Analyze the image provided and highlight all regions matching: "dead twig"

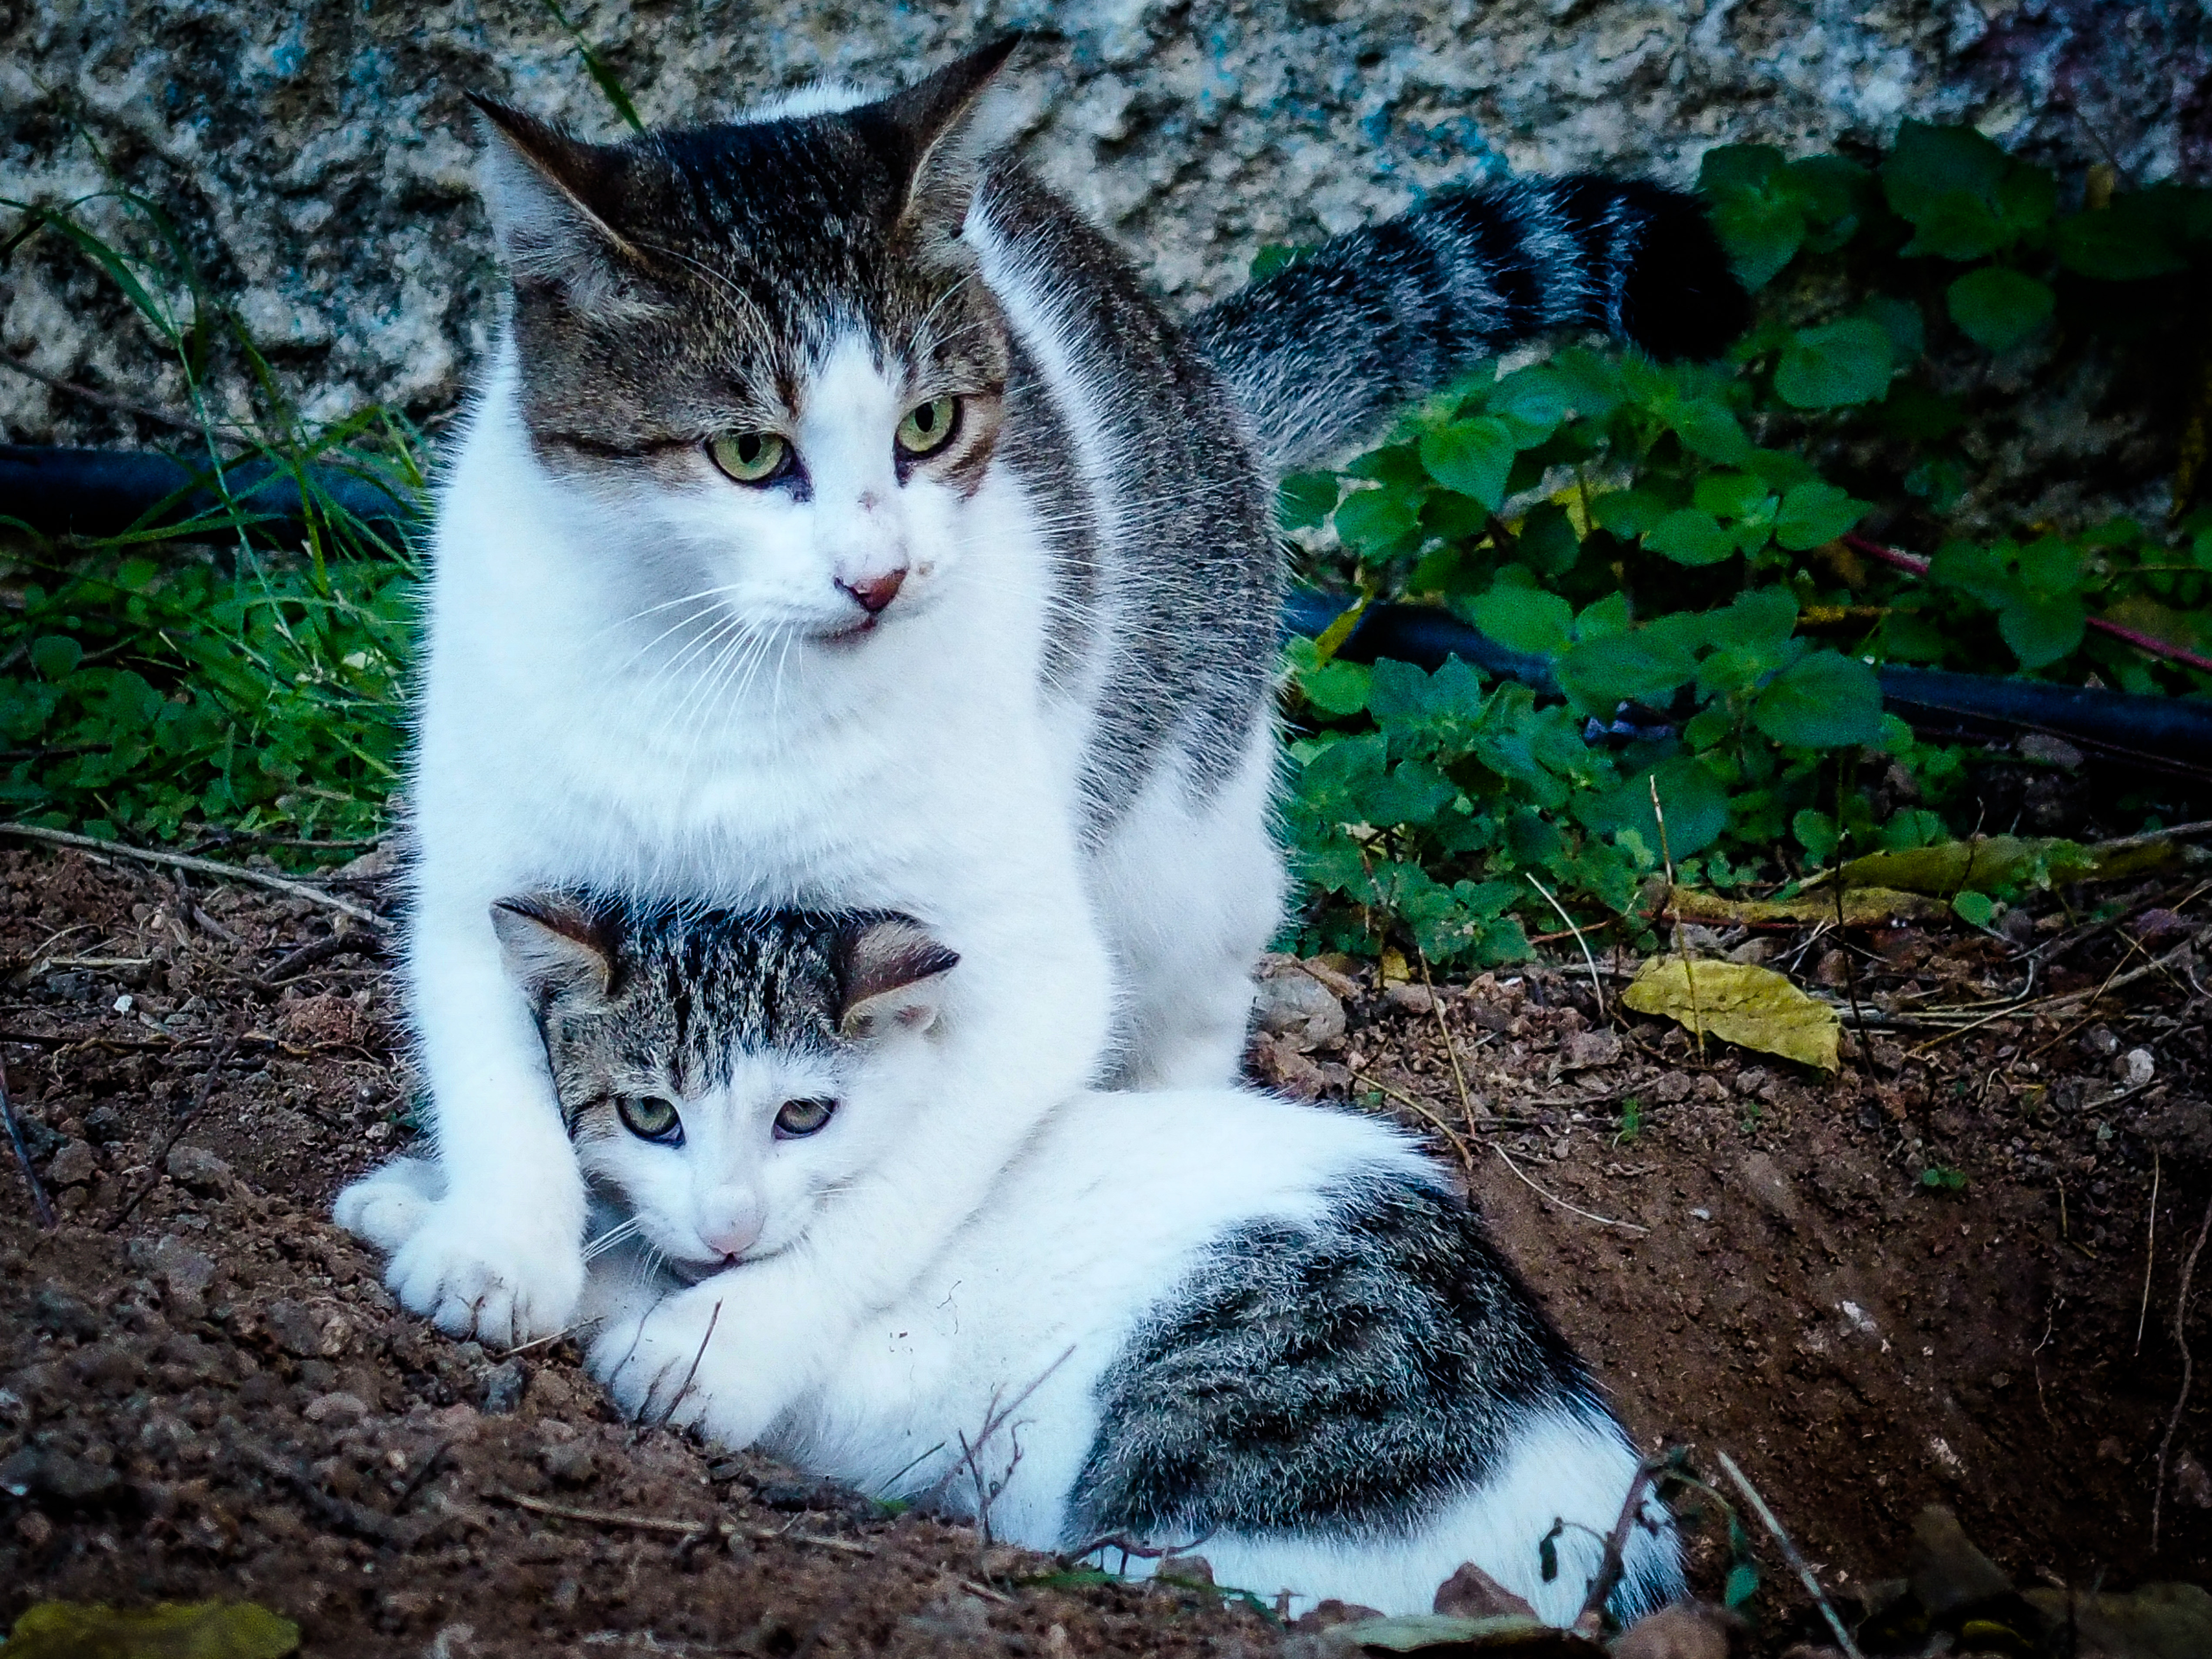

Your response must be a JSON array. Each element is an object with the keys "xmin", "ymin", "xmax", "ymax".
[
  {"xmin": 0, "ymin": 1050, "xmax": 57, "ymax": 1229},
  {"xmin": 263, "ymin": 928, "xmax": 387, "ymax": 985},
  {"xmin": 488, "ymin": 1489, "xmax": 718, "ymax": 1539},
  {"xmin": 2, "ymin": 821, "xmax": 386, "ymax": 928},
  {"xmin": 1526, "ymin": 873, "xmax": 1604, "ymax": 1019},
  {"xmin": 1573, "ymin": 1452, "xmax": 1667, "ymax": 1637},
  {"xmin": 1493, "ymin": 1143, "xmax": 1649, "ymax": 1235},
  {"xmin": 1350, "ymin": 1070, "xmax": 1477, "ymax": 1172},
  {"xmin": 1413, "ymin": 944, "xmax": 1476, "ymax": 1134},
  {"xmin": 1716, "ymin": 1450, "xmax": 1863, "ymax": 1659},
  {"xmin": 2152, "ymin": 1193, "xmax": 2212, "ymax": 1554},
  {"xmin": 657, "ymin": 1299, "xmax": 722, "ymax": 1426},
  {"xmin": 2138, "ymin": 1150, "xmax": 2161, "ymax": 1356}
]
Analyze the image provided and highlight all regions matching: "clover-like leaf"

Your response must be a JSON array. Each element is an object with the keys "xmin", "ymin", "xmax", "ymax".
[
  {"xmin": 1773, "ymin": 319, "xmax": 1893, "ymax": 408},
  {"xmin": 1751, "ymin": 650, "xmax": 1885, "ymax": 749},
  {"xmin": 1774, "ymin": 480, "xmax": 1868, "ymax": 550},
  {"xmin": 1419, "ymin": 416, "xmax": 1519, "ymax": 511},
  {"xmin": 1946, "ymin": 267, "xmax": 2054, "ymax": 352},
  {"xmin": 1461, "ymin": 583, "xmax": 1576, "ymax": 658},
  {"xmin": 1645, "ymin": 508, "xmax": 1738, "ymax": 567},
  {"xmin": 1997, "ymin": 594, "xmax": 2086, "ymax": 670}
]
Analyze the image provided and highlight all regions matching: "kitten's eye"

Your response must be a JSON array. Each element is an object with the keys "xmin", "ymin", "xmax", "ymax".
[
  {"xmin": 895, "ymin": 396, "xmax": 959, "ymax": 458},
  {"xmin": 772, "ymin": 1096, "xmax": 837, "ymax": 1139},
  {"xmin": 616, "ymin": 1095, "xmax": 683, "ymax": 1144},
  {"xmin": 708, "ymin": 431, "xmax": 790, "ymax": 485}
]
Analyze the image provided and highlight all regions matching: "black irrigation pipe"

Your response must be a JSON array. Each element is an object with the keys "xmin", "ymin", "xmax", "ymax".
[
  {"xmin": 0, "ymin": 445, "xmax": 417, "ymax": 545},
  {"xmin": 6, "ymin": 445, "xmax": 2210, "ymax": 770},
  {"xmin": 1282, "ymin": 591, "xmax": 2212, "ymax": 773}
]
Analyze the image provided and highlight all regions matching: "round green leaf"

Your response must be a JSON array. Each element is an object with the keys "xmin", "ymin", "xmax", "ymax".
[
  {"xmin": 1333, "ymin": 482, "xmax": 1422, "ymax": 548},
  {"xmin": 1590, "ymin": 756, "xmax": 1731, "ymax": 858},
  {"xmin": 1557, "ymin": 627, "xmax": 1699, "ymax": 714},
  {"xmin": 29, "ymin": 635, "xmax": 83, "ymax": 681},
  {"xmin": 1773, "ymin": 319, "xmax": 1893, "ymax": 409},
  {"xmin": 1751, "ymin": 650, "xmax": 1884, "ymax": 749},
  {"xmin": 1645, "ymin": 508, "xmax": 1737, "ymax": 567},
  {"xmin": 1997, "ymin": 594, "xmax": 2086, "ymax": 669},
  {"xmin": 1418, "ymin": 417, "xmax": 1518, "ymax": 511},
  {"xmin": 1774, "ymin": 480, "xmax": 1868, "ymax": 550},
  {"xmin": 1461, "ymin": 583, "xmax": 1575, "ymax": 658},
  {"xmin": 1951, "ymin": 890, "xmax": 1997, "ymax": 929},
  {"xmin": 1946, "ymin": 267, "xmax": 2054, "ymax": 352}
]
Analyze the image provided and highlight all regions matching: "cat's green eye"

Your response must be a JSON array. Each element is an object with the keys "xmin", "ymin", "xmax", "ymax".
[
  {"xmin": 773, "ymin": 1096, "xmax": 837, "ymax": 1139},
  {"xmin": 617, "ymin": 1094, "xmax": 683, "ymax": 1144},
  {"xmin": 895, "ymin": 396, "xmax": 959, "ymax": 458},
  {"xmin": 708, "ymin": 430, "xmax": 790, "ymax": 485}
]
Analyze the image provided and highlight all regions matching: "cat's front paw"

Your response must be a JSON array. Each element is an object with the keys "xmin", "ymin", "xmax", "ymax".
[
  {"xmin": 588, "ymin": 1282, "xmax": 754, "ymax": 1440},
  {"xmin": 386, "ymin": 1199, "xmax": 583, "ymax": 1349},
  {"xmin": 333, "ymin": 1157, "xmax": 443, "ymax": 1255}
]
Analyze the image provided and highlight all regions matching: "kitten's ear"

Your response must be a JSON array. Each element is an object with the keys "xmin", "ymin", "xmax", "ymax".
[
  {"xmin": 837, "ymin": 917, "xmax": 959, "ymax": 1041},
  {"xmin": 875, "ymin": 36, "xmax": 1024, "ymax": 249},
  {"xmin": 491, "ymin": 893, "xmax": 622, "ymax": 1004},
  {"xmin": 468, "ymin": 93, "xmax": 650, "ymax": 314}
]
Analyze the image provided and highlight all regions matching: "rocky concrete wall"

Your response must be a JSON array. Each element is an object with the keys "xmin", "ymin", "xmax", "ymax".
[{"xmin": 3, "ymin": 0, "xmax": 2204, "ymax": 445}]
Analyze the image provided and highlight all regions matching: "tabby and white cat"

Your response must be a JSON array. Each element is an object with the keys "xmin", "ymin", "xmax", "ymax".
[
  {"xmin": 340, "ymin": 894, "xmax": 1681, "ymax": 1623},
  {"xmin": 353, "ymin": 34, "xmax": 1745, "ymax": 1393}
]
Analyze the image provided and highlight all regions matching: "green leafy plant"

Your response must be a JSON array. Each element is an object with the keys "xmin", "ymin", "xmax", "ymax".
[{"xmin": 1279, "ymin": 121, "xmax": 2212, "ymax": 967}]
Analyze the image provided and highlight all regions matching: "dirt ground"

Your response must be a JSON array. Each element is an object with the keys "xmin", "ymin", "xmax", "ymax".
[{"xmin": 3, "ymin": 839, "xmax": 2210, "ymax": 1656}]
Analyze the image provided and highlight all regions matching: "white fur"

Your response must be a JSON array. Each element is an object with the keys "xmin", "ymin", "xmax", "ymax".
[
  {"xmin": 356, "ymin": 131, "xmax": 1285, "ymax": 1360},
  {"xmin": 565, "ymin": 1087, "xmax": 1676, "ymax": 1622}
]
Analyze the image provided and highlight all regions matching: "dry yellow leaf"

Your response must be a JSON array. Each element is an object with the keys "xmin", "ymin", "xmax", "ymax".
[
  {"xmin": 1622, "ymin": 957, "xmax": 1840, "ymax": 1071},
  {"xmin": 2, "ymin": 1602, "xmax": 300, "ymax": 1659},
  {"xmin": 1663, "ymin": 884, "xmax": 1946, "ymax": 927}
]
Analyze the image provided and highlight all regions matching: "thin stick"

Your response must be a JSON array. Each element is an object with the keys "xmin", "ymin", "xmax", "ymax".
[
  {"xmin": 1, "ymin": 822, "xmax": 385, "ymax": 928},
  {"xmin": 1716, "ymin": 1450, "xmax": 1863, "ymax": 1659},
  {"xmin": 1527, "ymin": 873, "xmax": 1605, "ymax": 1018},
  {"xmin": 1413, "ymin": 944, "xmax": 1476, "ymax": 1127},
  {"xmin": 1351, "ymin": 1071, "xmax": 1477, "ymax": 1171},
  {"xmin": 0, "ymin": 1051, "xmax": 57, "ymax": 1229},
  {"xmin": 106, "ymin": 1024, "xmax": 243, "ymax": 1230},
  {"xmin": 489, "ymin": 1490, "xmax": 718, "ymax": 1539},
  {"xmin": 1574, "ymin": 1453, "xmax": 1666, "ymax": 1637},
  {"xmin": 1650, "ymin": 778, "xmax": 1703, "ymax": 1060},
  {"xmin": 1494, "ymin": 1143, "xmax": 1649, "ymax": 1234},
  {"xmin": 2152, "ymin": 1194, "xmax": 2212, "ymax": 1553},
  {"xmin": 2138, "ymin": 1150, "xmax": 2161, "ymax": 1355},
  {"xmin": 657, "ymin": 1299, "xmax": 722, "ymax": 1425}
]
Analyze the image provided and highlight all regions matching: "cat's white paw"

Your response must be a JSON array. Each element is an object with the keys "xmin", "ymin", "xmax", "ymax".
[
  {"xmin": 588, "ymin": 1281, "xmax": 755, "ymax": 1440},
  {"xmin": 332, "ymin": 1157, "xmax": 443, "ymax": 1255},
  {"xmin": 386, "ymin": 1199, "xmax": 583, "ymax": 1349}
]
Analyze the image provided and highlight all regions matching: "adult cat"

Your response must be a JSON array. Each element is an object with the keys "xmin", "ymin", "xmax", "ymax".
[
  {"xmin": 343, "ymin": 893, "xmax": 1682, "ymax": 1623},
  {"xmin": 354, "ymin": 37, "xmax": 1746, "ymax": 1360}
]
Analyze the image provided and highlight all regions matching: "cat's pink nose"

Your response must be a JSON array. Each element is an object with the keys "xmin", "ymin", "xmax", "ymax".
[
  {"xmin": 697, "ymin": 1213, "xmax": 762, "ymax": 1260},
  {"xmin": 838, "ymin": 568, "xmax": 906, "ymax": 615}
]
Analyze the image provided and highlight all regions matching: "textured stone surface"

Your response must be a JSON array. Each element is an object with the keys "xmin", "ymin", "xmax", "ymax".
[{"xmin": 3, "ymin": 0, "xmax": 2206, "ymax": 444}]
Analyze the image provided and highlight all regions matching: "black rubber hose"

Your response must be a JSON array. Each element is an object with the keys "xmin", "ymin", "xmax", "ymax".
[
  {"xmin": 0, "ymin": 445, "xmax": 417, "ymax": 545},
  {"xmin": 7, "ymin": 445, "xmax": 2210, "ymax": 768},
  {"xmin": 1284, "ymin": 591, "xmax": 2212, "ymax": 769}
]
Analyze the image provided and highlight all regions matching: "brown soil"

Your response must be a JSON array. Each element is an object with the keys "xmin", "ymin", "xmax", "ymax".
[{"xmin": 4, "ymin": 842, "xmax": 2210, "ymax": 1656}]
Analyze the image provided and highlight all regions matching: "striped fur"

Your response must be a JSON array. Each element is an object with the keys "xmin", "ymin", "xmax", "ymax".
[{"xmin": 1196, "ymin": 175, "xmax": 1751, "ymax": 473}]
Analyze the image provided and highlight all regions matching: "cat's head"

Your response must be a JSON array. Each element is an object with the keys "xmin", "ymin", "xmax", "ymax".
[
  {"xmin": 471, "ymin": 38, "xmax": 1024, "ymax": 646},
  {"xmin": 491, "ymin": 891, "xmax": 958, "ymax": 1277}
]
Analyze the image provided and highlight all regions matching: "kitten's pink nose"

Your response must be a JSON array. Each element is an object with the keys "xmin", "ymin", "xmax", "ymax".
[
  {"xmin": 838, "ymin": 567, "xmax": 906, "ymax": 615},
  {"xmin": 699, "ymin": 1217, "xmax": 761, "ymax": 1260}
]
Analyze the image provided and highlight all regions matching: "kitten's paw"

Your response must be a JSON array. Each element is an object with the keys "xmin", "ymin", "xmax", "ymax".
[
  {"xmin": 386, "ymin": 1200, "xmax": 583, "ymax": 1349},
  {"xmin": 333, "ymin": 1157, "xmax": 443, "ymax": 1255},
  {"xmin": 588, "ymin": 1284, "xmax": 752, "ymax": 1440}
]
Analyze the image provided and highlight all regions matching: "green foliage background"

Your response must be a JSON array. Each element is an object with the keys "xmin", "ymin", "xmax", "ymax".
[{"xmin": 4, "ymin": 121, "xmax": 2209, "ymax": 938}]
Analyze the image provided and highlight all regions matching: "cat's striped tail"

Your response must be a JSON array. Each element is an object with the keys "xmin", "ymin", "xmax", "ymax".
[{"xmin": 1192, "ymin": 176, "xmax": 1750, "ymax": 475}]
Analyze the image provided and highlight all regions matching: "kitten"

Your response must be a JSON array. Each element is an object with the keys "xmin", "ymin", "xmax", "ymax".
[
  {"xmin": 340, "ymin": 894, "xmax": 1683, "ymax": 1624},
  {"xmin": 360, "ymin": 34, "xmax": 1746, "ymax": 1374}
]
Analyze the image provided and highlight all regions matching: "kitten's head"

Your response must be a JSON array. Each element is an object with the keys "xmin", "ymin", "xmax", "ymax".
[
  {"xmin": 472, "ymin": 38, "xmax": 1025, "ymax": 646},
  {"xmin": 492, "ymin": 892, "xmax": 958, "ymax": 1277}
]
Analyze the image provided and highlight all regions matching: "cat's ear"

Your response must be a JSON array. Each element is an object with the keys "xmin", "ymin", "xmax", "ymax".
[
  {"xmin": 468, "ymin": 93, "xmax": 651, "ymax": 314},
  {"xmin": 875, "ymin": 35, "xmax": 1024, "ymax": 249},
  {"xmin": 491, "ymin": 893, "xmax": 622, "ymax": 1004},
  {"xmin": 837, "ymin": 917, "xmax": 959, "ymax": 1041}
]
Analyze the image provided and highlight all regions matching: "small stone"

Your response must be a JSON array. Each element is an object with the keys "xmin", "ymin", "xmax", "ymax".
[
  {"xmin": 1561, "ymin": 1028, "xmax": 1622, "ymax": 1071},
  {"xmin": 1383, "ymin": 982, "xmax": 1435, "ymax": 1014},
  {"xmin": 1611, "ymin": 1602, "xmax": 1743, "ymax": 1659},
  {"xmin": 1252, "ymin": 961, "xmax": 1348, "ymax": 1050},
  {"xmin": 1289, "ymin": 1600, "xmax": 1384, "ymax": 1632},
  {"xmin": 2119, "ymin": 1048, "xmax": 2155, "ymax": 1088},
  {"xmin": 480, "ymin": 1358, "xmax": 528, "ymax": 1415},
  {"xmin": 47, "ymin": 1139, "xmax": 99, "ymax": 1187},
  {"xmin": 164, "ymin": 1144, "xmax": 232, "ymax": 1191},
  {"xmin": 540, "ymin": 1440, "xmax": 598, "ymax": 1487},
  {"xmin": 305, "ymin": 1391, "xmax": 369, "ymax": 1427},
  {"xmin": 266, "ymin": 1299, "xmax": 349, "ymax": 1360},
  {"xmin": 1907, "ymin": 1504, "xmax": 2011, "ymax": 1620},
  {"xmin": 2016, "ymin": 734, "xmax": 2083, "ymax": 770},
  {"xmin": 1816, "ymin": 949, "xmax": 1852, "ymax": 988},
  {"xmin": 15, "ymin": 1509, "xmax": 53, "ymax": 1548},
  {"xmin": 150, "ymin": 1235, "xmax": 220, "ymax": 1320},
  {"xmin": 1432, "ymin": 1561, "xmax": 1534, "ymax": 1619},
  {"xmin": 1163, "ymin": 1554, "xmax": 1213, "ymax": 1585},
  {"xmin": 2173, "ymin": 1449, "xmax": 2212, "ymax": 1509}
]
